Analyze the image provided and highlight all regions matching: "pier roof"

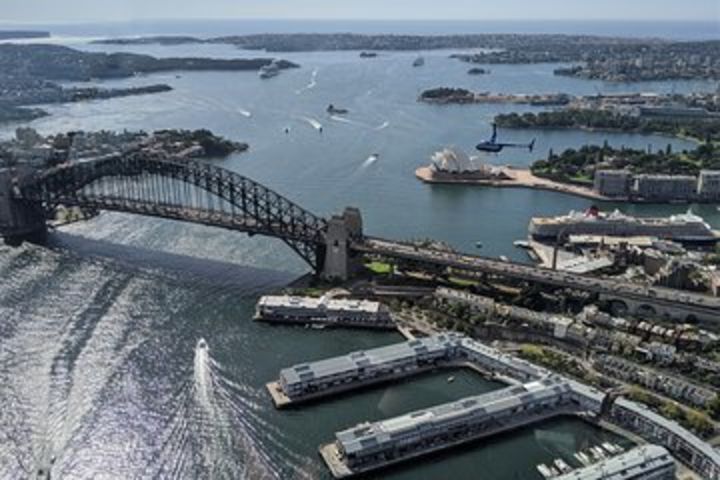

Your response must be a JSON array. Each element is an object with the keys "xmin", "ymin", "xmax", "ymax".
[
  {"xmin": 258, "ymin": 294, "xmax": 384, "ymax": 314},
  {"xmin": 336, "ymin": 377, "xmax": 570, "ymax": 456},
  {"xmin": 280, "ymin": 333, "xmax": 462, "ymax": 387}
]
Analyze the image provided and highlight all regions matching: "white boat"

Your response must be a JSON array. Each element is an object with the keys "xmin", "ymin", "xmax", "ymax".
[
  {"xmin": 447, "ymin": 376, "xmax": 455, "ymax": 383},
  {"xmin": 601, "ymin": 442, "xmax": 619, "ymax": 455},
  {"xmin": 574, "ymin": 451, "xmax": 592, "ymax": 466},
  {"xmin": 553, "ymin": 459, "xmax": 571, "ymax": 473},
  {"xmin": 590, "ymin": 446, "xmax": 606, "ymax": 460},
  {"xmin": 413, "ymin": 56, "xmax": 425, "ymax": 67},
  {"xmin": 536, "ymin": 464, "xmax": 556, "ymax": 479},
  {"xmin": 259, "ymin": 61, "xmax": 280, "ymax": 79}
]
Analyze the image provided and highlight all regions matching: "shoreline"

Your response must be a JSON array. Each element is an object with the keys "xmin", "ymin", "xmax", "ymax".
[{"xmin": 415, "ymin": 166, "xmax": 611, "ymax": 201}]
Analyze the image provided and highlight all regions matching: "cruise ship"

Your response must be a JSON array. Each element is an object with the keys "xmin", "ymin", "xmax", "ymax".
[{"xmin": 529, "ymin": 207, "xmax": 718, "ymax": 245}]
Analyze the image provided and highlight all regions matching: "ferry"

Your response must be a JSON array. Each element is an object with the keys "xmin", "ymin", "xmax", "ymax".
[
  {"xmin": 259, "ymin": 61, "xmax": 280, "ymax": 79},
  {"xmin": 529, "ymin": 206, "xmax": 718, "ymax": 245}
]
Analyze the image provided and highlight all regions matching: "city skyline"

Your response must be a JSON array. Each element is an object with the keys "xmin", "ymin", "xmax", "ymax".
[{"xmin": 1, "ymin": 0, "xmax": 719, "ymax": 23}]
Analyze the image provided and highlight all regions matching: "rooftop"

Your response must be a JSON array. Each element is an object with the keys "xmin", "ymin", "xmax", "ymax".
[
  {"xmin": 280, "ymin": 333, "xmax": 462, "ymax": 387},
  {"xmin": 336, "ymin": 377, "xmax": 571, "ymax": 456},
  {"xmin": 554, "ymin": 445, "xmax": 674, "ymax": 480}
]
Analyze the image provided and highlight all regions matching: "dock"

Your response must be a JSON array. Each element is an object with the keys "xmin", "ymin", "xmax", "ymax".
[
  {"xmin": 266, "ymin": 334, "xmax": 469, "ymax": 408},
  {"xmin": 254, "ymin": 294, "xmax": 395, "ymax": 329},
  {"xmin": 319, "ymin": 377, "xmax": 590, "ymax": 478},
  {"xmin": 267, "ymin": 333, "xmax": 720, "ymax": 480}
]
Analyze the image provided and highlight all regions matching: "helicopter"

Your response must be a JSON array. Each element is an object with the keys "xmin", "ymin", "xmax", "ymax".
[{"xmin": 476, "ymin": 123, "xmax": 535, "ymax": 153}]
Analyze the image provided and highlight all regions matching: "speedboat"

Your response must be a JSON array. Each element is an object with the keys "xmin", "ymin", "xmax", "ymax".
[
  {"xmin": 413, "ymin": 56, "xmax": 425, "ymax": 67},
  {"xmin": 198, "ymin": 339, "xmax": 208, "ymax": 349},
  {"xmin": 327, "ymin": 104, "xmax": 349, "ymax": 115}
]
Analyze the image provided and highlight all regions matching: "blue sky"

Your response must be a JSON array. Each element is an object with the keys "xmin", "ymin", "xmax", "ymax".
[{"xmin": 2, "ymin": 0, "xmax": 718, "ymax": 23}]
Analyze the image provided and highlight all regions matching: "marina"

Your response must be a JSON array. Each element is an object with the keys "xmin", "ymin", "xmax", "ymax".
[{"xmin": 555, "ymin": 445, "xmax": 675, "ymax": 480}]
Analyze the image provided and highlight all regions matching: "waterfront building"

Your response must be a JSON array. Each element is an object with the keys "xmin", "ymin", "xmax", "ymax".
[
  {"xmin": 255, "ymin": 294, "xmax": 393, "ymax": 328},
  {"xmin": 698, "ymin": 170, "xmax": 720, "ymax": 201},
  {"xmin": 554, "ymin": 444, "xmax": 675, "ymax": 480},
  {"xmin": 326, "ymin": 378, "xmax": 584, "ymax": 475},
  {"xmin": 632, "ymin": 174, "xmax": 697, "ymax": 202},
  {"xmin": 272, "ymin": 333, "xmax": 720, "ymax": 479},
  {"xmin": 609, "ymin": 398, "xmax": 720, "ymax": 479},
  {"xmin": 422, "ymin": 147, "xmax": 511, "ymax": 181},
  {"xmin": 277, "ymin": 333, "xmax": 463, "ymax": 399},
  {"xmin": 593, "ymin": 170, "xmax": 631, "ymax": 198}
]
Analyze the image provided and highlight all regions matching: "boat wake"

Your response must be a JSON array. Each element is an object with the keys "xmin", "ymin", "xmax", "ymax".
[
  {"xmin": 361, "ymin": 154, "xmax": 380, "ymax": 168},
  {"xmin": 295, "ymin": 68, "xmax": 318, "ymax": 94},
  {"xmin": 329, "ymin": 116, "xmax": 390, "ymax": 132},
  {"xmin": 300, "ymin": 116, "xmax": 323, "ymax": 131},
  {"xmin": 155, "ymin": 339, "xmax": 282, "ymax": 479},
  {"xmin": 329, "ymin": 114, "xmax": 353, "ymax": 125}
]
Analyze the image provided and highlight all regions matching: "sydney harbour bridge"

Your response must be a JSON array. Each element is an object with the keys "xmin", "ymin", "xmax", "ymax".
[{"xmin": 1, "ymin": 152, "xmax": 718, "ymax": 324}]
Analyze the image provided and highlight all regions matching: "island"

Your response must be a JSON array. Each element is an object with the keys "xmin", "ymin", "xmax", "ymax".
[{"xmin": 0, "ymin": 44, "xmax": 299, "ymax": 123}]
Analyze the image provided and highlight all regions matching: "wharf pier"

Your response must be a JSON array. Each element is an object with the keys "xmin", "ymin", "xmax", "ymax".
[
  {"xmin": 266, "ymin": 334, "xmax": 469, "ymax": 409},
  {"xmin": 267, "ymin": 333, "xmax": 720, "ymax": 479},
  {"xmin": 319, "ymin": 377, "xmax": 594, "ymax": 478},
  {"xmin": 254, "ymin": 294, "xmax": 395, "ymax": 329}
]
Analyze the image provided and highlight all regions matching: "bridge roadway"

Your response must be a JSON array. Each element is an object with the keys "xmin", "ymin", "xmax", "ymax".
[{"xmin": 355, "ymin": 237, "xmax": 720, "ymax": 321}]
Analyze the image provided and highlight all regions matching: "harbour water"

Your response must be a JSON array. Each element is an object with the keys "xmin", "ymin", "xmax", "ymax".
[{"xmin": 0, "ymin": 21, "xmax": 716, "ymax": 479}]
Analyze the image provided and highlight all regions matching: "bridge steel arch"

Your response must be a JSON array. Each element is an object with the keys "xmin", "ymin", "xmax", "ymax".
[{"xmin": 16, "ymin": 153, "xmax": 328, "ymax": 269}]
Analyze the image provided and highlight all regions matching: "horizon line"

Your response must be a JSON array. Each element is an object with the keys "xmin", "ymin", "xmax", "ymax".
[{"xmin": 1, "ymin": 17, "xmax": 717, "ymax": 26}]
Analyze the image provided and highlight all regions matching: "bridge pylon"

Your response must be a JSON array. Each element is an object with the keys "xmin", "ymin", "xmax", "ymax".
[
  {"xmin": 321, "ymin": 207, "xmax": 363, "ymax": 281},
  {"xmin": 0, "ymin": 166, "xmax": 46, "ymax": 246}
]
